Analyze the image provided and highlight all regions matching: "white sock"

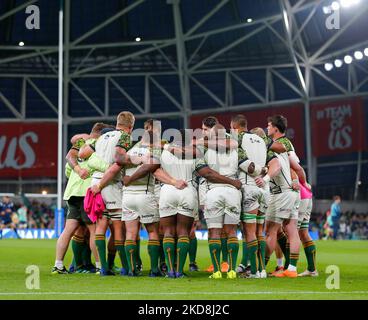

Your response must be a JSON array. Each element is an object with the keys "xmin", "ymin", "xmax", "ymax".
[
  {"xmin": 55, "ymin": 260, "xmax": 63, "ymax": 269},
  {"xmin": 288, "ymin": 265, "xmax": 296, "ymax": 272},
  {"xmin": 95, "ymin": 262, "xmax": 101, "ymax": 269},
  {"xmin": 277, "ymin": 258, "xmax": 283, "ymax": 267}
]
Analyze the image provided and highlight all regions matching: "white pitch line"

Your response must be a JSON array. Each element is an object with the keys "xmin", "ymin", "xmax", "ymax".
[{"xmin": 0, "ymin": 291, "xmax": 367, "ymax": 296}]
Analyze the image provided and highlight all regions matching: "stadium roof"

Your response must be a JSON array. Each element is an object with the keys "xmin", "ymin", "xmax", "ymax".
[{"xmin": 0, "ymin": 0, "xmax": 368, "ymax": 123}]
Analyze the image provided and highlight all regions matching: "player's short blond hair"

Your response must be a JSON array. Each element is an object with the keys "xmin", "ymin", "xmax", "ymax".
[
  {"xmin": 250, "ymin": 127, "xmax": 266, "ymax": 139},
  {"xmin": 117, "ymin": 111, "xmax": 135, "ymax": 128}
]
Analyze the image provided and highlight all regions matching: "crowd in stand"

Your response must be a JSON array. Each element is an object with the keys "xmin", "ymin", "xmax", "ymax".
[
  {"xmin": 0, "ymin": 196, "xmax": 55, "ymax": 230},
  {"xmin": 1, "ymin": 196, "xmax": 368, "ymax": 240},
  {"xmin": 309, "ymin": 210, "xmax": 368, "ymax": 240}
]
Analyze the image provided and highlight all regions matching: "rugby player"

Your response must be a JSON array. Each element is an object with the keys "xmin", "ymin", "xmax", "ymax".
[
  {"xmin": 196, "ymin": 124, "xmax": 260, "ymax": 279},
  {"xmin": 200, "ymin": 116, "xmax": 230, "ymax": 273},
  {"xmin": 298, "ymin": 180, "xmax": 318, "ymax": 277},
  {"xmin": 90, "ymin": 112, "xmax": 136, "ymax": 276},
  {"xmin": 155, "ymin": 129, "xmax": 199, "ymax": 278},
  {"xmin": 260, "ymin": 115, "xmax": 301, "ymax": 278},
  {"xmin": 52, "ymin": 123, "xmax": 108, "ymax": 274},
  {"xmin": 230, "ymin": 116, "xmax": 280, "ymax": 278},
  {"xmin": 250, "ymin": 127, "xmax": 287, "ymax": 276},
  {"xmin": 121, "ymin": 128, "xmax": 192, "ymax": 278}
]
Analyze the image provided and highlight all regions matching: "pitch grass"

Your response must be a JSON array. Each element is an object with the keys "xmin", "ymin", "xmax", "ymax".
[{"xmin": 0, "ymin": 239, "xmax": 367, "ymax": 300}]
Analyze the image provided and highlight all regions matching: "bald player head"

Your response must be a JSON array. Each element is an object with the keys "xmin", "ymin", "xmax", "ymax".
[{"xmin": 250, "ymin": 127, "xmax": 267, "ymax": 139}]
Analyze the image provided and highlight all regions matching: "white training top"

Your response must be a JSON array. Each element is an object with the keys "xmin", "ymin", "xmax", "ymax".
[
  {"xmin": 269, "ymin": 152, "xmax": 293, "ymax": 194},
  {"xmin": 92, "ymin": 130, "xmax": 123, "ymax": 180},
  {"xmin": 197, "ymin": 147, "xmax": 238, "ymax": 190},
  {"xmin": 238, "ymin": 132, "xmax": 267, "ymax": 186},
  {"xmin": 160, "ymin": 148, "xmax": 196, "ymax": 183},
  {"xmin": 123, "ymin": 141, "xmax": 156, "ymax": 193}
]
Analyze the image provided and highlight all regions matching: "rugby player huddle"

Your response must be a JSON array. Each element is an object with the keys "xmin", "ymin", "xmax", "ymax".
[{"xmin": 52, "ymin": 111, "xmax": 318, "ymax": 279}]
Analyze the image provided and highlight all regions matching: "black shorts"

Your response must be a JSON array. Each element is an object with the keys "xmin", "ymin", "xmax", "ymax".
[{"xmin": 66, "ymin": 196, "xmax": 92, "ymax": 225}]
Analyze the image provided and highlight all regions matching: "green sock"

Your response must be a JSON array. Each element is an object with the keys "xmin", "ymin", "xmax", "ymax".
[
  {"xmin": 82, "ymin": 241, "xmax": 92, "ymax": 266},
  {"xmin": 159, "ymin": 236, "xmax": 165, "ymax": 264},
  {"xmin": 257, "ymin": 236, "xmax": 266, "ymax": 272},
  {"xmin": 247, "ymin": 239, "xmax": 258, "ymax": 275},
  {"xmin": 163, "ymin": 237, "xmax": 176, "ymax": 273},
  {"xmin": 284, "ymin": 242, "xmax": 290, "ymax": 269},
  {"xmin": 227, "ymin": 237, "xmax": 239, "ymax": 271},
  {"xmin": 221, "ymin": 236, "xmax": 228, "ymax": 262},
  {"xmin": 188, "ymin": 237, "xmax": 198, "ymax": 264},
  {"xmin": 124, "ymin": 240, "xmax": 137, "ymax": 274},
  {"xmin": 72, "ymin": 235, "xmax": 86, "ymax": 269},
  {"xmin": 176, "ymin": 236, "xmax": 190, "ymax": 273},
  {"xmin": 136, "ymin": 238, "xmax": 142, "ymax": 266},
  {"xmin": 115, "ymin": 240, "xmax": 128, "ymax": 270},
  {"xmin": 277, "ymin": 232, "xmax": 288, "ymax": 265},
  {"xmin": 108, "ymin": 250, "xmax": 116, "ymax": 269},
  {"xmin": 147, "ymin": 240, "xmax": 160, "ymax": 273},
  {"xmin": 303, "ymin": 240, "xmax": 317, "ymax": 272},
  {"xmin": 289, "ymin": 252, "xmax": 299, "ymax": 268},
  {"xmin": 95, "ymin": 234, "xmax": 108, "ymax": 271},
  {"xmin": 208, "ymin": 238, "xmax": 221, "ymax": 272},
  {"xmin": 265, "ymin": 256, "xmax": 270, "ymax": 266},
  {"xmin": 173, "ymin": 237, "xmax": 178, "ymax": 269},
  {"xmin": 71, "ymin": 256, "xmax": 76, "ymax": 268},
  {"xmin": 240, "ymin": 240, "xmax": 249, "ymax": 266}
]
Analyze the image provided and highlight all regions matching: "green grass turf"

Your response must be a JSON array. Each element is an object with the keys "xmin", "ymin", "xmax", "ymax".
[{"xmin": 0, "ymin": 239, "xmax": 367, "ymax": 300}]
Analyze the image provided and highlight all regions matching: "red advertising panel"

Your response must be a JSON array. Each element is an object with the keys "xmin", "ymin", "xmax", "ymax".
[
  {"xmin": 190, "ymin": 105, "xmax": 305, "ymax": 159},
  {"xmin": 0, "ymin": 123, "xmax": 57, "ymax": 178},
  {"xmin": 311, "ymin": 99, "xmax": 364, "ymax": 157}
]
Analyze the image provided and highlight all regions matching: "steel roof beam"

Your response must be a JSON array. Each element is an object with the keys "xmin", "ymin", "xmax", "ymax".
[
  {"xmin": 71, "ymin": 0, "xmax": 146, "ymax": 46},
  {"xmin": 0, "ymin": 0, "xmax": 38, "ymax": 22}
]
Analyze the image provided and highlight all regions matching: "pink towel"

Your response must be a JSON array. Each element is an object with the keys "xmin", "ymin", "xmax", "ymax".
[
  {"xmin": 84, "ymin": 188, "xmax": 105, "ymax": 223},
  {"xmin": 300, "ymin": 182, "xmax": 313, "ymax": 200}
]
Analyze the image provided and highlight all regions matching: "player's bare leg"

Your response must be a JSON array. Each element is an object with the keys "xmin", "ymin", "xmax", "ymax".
[
  {"xmin": 86, "ymin": 223, "xmax": 100, "ymax": 271},
  {"xmin": 265, "ymin": 220, "xmax": 281, "ymax": 269},
  {"xmin": 53, "ymin": 219, "xmax": 79, "ymax": 274},
  {"xmin": 275, "ymin": 219, "xmax": 300, "ymax": 278}
]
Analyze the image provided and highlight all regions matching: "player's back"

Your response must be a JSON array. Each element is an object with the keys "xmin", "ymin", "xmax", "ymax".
[
  {"xmin": 240, "ymin": 132, "xmax": 267, "ymax": 165},
  {"xmin": 205, "ymin": 148, "xmax": 238, "ymax": 189},
  {"xmin": 124, "ymin": 141, "xmax": 156, "ymax": 193},
  {"xmin": 239, "ymin": 132, "xmax": 267, "ymax": 186},
  {"xmin": 270, "ymin": 152, "xmax": 293, "ymax": 194},
  {"xmin": 93, "ymin": 130, "xmax": 123, "ymax": 179},
  {"xmin": 161, "ymin": 148, "xmax": 195, "ymax": 183}
]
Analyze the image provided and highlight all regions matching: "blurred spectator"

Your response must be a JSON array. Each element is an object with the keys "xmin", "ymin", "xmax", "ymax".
[
  {"xmin": 330, "ymin": 196, "xmax": 342, "ymax": 240},
  {"xmin": 0, "ymin": 196, "xmax": 21, "ymax": 239},
  {"xmin": 310, "ymin": 209, "xmax": 368, "ymax": 240},
  {"xmin": 17, "ymin": 204, "xmax": 28, "ymax": 229}
]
